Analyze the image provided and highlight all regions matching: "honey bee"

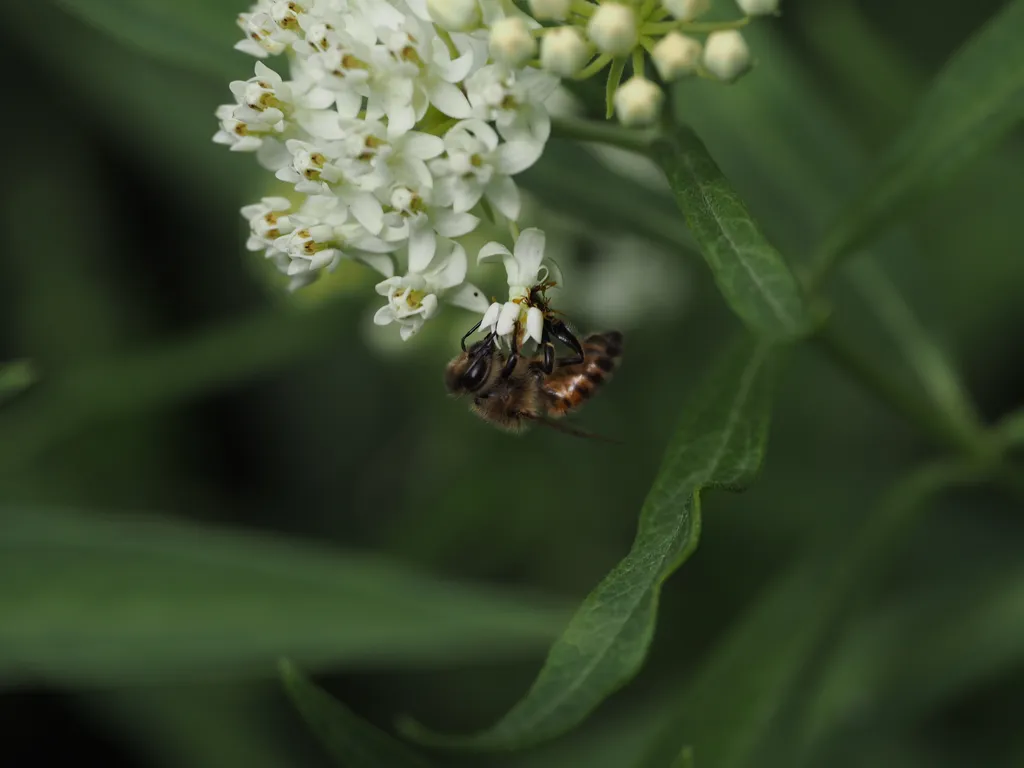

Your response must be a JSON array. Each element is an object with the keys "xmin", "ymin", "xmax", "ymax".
[{"xmin": 444, "ymin": 325, "xmax": 624, "ymax": 439}]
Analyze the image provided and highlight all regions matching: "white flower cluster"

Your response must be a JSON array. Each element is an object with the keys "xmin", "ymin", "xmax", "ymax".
[
  {"xmin": 214, "ymin": 0, "xmax": 781, "ymax": 344},
  {"xmin": 216, "ymin": 0, "xmax": 559, "ymax": 339}
]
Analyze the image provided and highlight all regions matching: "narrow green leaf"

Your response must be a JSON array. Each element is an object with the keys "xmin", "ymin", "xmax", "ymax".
[
  {"xmin": 55, "ymin": 0, "xmax": 241, "ymax": 78},
  {"xmin": 402, "ymin": 338, "xmax": 777, "ymax": 750},
  {"xmin": 636, "ymin": 460, "xmax": 985, "ymax": 768},
  {"xmin": 814, "ymin": 0, "xmax": 1024, "ymax": 273},
  {"xmin": 0, "ymin": 508, "xmax": 567, "ymax": 685},
  {"xmin": 653, "ymin": 126, "xmax": 810, "ymax": 340},
  {"xmin": 281, "ymin": 660, "xmax": 431, "ymax": 768}
]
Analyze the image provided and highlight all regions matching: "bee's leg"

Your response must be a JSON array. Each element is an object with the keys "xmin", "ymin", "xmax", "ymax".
[
  {"xmin": 460, "ymin": 319, "xmax": 483, "ymax": 351},
  {"xmin": 500, "ymin": 323, "xmax": 521, "ymax": 379},
  {"xmin": 541, "ymin": 320, "xmax": 556, "ymax": 374},
  {"xmin": 550, "ymin": 319, "xmax": 585, "ymax": 367}
]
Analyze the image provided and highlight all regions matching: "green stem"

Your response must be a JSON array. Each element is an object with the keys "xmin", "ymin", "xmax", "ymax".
[
  {"xmin": 550, "ymin": 115, "xmax": 660, "ymax": 152},
  {"xmin": 571, "ymin": 0, "xmax": 596, "ymax": 16},
  {"xmin": 632, "ymin": 47, "xmax": 645, "ymax": 77},
  {"xmin": 642, "ymin": 16, "xmax": 750, "ymax": 35},
  {"xmin": 575, "ymin": 52, "xmax": 612, "ymax": 80}
]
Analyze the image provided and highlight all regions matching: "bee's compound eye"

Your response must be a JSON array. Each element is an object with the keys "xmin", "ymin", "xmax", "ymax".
[{"xmin": 461, "ymin": 357, "xmax": 490, "ymax": 391}]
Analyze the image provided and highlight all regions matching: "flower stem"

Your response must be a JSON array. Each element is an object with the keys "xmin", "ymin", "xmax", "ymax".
[
  {"xmin": 632, "ymin": 47, "xmax": 645, "ymax": 77},
  {"xmin": 550, "ymin": 115, "xmax": 661, "ymax": 152},
  {"xmin": 574, "ymin": 53, "xmax": 612, "ymax": 80},
  {"xmin": 642, "ymin": 16, "xmax": 750, "ymax": 34},
  {"xmin": 571, "ymin": 0, "xmax": 597, "ymax": 16}
]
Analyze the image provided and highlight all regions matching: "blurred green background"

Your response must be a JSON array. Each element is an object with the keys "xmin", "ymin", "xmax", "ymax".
[{"xmin": 2, "ymin": 0, "xmax": 1024, "ymax": 766}]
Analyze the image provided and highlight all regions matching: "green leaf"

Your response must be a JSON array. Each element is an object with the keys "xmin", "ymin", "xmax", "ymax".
[
  {"xmin": 814, "ymin": 0, "xmax": 1024, "ymax": 273},
  {"xmin": 652, "ymin": 126, "xmax": 810, "ymax": 341},
  {"xmin": 0, "ymin": 508, "xmax": 567, "ymax": 686},
  {"xmin": 280, "ymin": 660, "xmax": 431, "ymax": 768},
  {"xmin": 636, "ymin": 460, "xmax": 985, "ymax": 768},
  {"xmin": 55, "ymin": 0, "xmax": 241, "ymax": 78},
  {"xmin": 402, "ymin": 338, "xmax": 778, "ymax": 750}
]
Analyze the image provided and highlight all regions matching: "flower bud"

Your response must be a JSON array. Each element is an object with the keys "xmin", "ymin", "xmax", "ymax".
[
  {"xmin": 489, "ymin": 17, "xmax": 537, "ymax": 67},
  {"xmin": 736, "ymin": 0, "xmax": 779, "ymax": 15},
  {"xmin": 587, "ymin": 4, "xmax": 638, "ymax": 57},
  {"xmin": 613, "ymin": 76, "xmax": 663, "ymax": 126},
  {"xmin": 651, "ymin": 32, "xmax": 701, "ymax": 81},
  {"xmin": 427, "ymin": 0, "xmax": 481, "ymax": 30},
  {"xmin": 703, "ymin": 30, "xmax": 750, "ymax": 81},
  {"xmin": 528, "ymin": 0, "xmax": 571, "ymax": 21},
  {"xmin": 540, "ymin": 27, "xmax": 590, "ymax": 77},
  {"xmin": 660, "ymin": 0, "xmax": 709, "ymax": 21}
]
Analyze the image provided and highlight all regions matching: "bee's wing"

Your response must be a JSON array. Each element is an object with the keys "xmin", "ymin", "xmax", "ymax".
[{"xmin": 527, "ymin": 414, "xmax": 623, "ymax": 444}]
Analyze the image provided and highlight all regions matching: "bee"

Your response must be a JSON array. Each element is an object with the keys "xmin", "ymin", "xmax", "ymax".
[{"xmin": 444, "ymin": 324, "xmax": 624, "ymax": 439}]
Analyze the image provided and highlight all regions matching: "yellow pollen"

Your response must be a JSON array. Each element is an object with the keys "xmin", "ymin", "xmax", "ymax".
[{"xmin": 470, "ymin": 154, "xmax": 483, "ymax": 168}]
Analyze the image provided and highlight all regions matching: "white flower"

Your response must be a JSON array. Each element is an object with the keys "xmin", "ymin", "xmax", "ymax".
[
  {"xmin": 528, "ymin": 0, "xmax": 571, "ymax": 21},
  {"xmin": 431, "ymin": 119, "xmax": 543, "ymax": 220},
  {"xmin": 660, "ymin": 0, "xmax": 708, "ymax": 21},
  {"xmin": 613, "ymin": 77, "xmax": 663, "ymax": 126},
  {"xmin": 273, "ymin": 195, "xmax": 396, "ymax": 279},
  {"xmin": 364, "ymin": 20, "xmax": 475, "ymax": 138},
  {"xmin": 586, "ymin": 4, "xmax": 638, "ymax": 57},
  {"xmin": 235, "ymin": 7, "xmax": 292, "ymax": 57},
  {"xmin": 374, "ymin": 239, "xmax": 486, "ymax": 339},
  {"xmin": 651, "ymin": 32, "xmax": 701, "ymax": 81},
  {"xmin": 465, "ymin": 64, "xmax": 558, "ymax": 143},
  {"xmin": 477, "ymin": 227, "xmax": 551, "ymax": 346},
  {"xmin": 703, "ymin": 30, "xmax": 751, "ymax": 81},
  {"xmin": 489, "ymin": 17, "xmax": 537, "ymax": 68},
  {"xmin": 736, "ymin": 0, "xmax": 779, "ymax": 16},
  {"xmin": 241, "ymin": 196, "xmax": 294, "ymax": 253},
  {"xmin": 540, "ymin": 27, "xmax": 590, "ymax": 77},
  {"xmin": 427, "ymin": 0, "xmax": 481, "ymax": 31}
]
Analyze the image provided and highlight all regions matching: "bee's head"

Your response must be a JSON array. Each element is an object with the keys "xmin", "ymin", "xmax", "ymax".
[{"xmin": 444, "ymin": 337, "xmax": 496, "ymax": 395}]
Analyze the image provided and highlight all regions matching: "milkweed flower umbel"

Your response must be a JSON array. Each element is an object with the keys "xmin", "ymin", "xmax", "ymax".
[{"xmin": 216, "ymin": 0, "xmax": 781, "ymax": 341}]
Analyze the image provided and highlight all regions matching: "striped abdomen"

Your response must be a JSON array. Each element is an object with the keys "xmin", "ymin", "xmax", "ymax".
[{"xmin": 542, "ymin": 331, "xmax": 623, "ymax": 417}]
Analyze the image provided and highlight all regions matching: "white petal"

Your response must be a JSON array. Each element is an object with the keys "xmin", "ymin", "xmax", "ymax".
[
  {"xmin": 480, "ymin": 301, "xmax": 502, "ymax": 329},
  {"xmin": 478, "ymin": 241, "xmax": 512, "ymax": 263},
  {"xmin": 374, "ymin": 304, "xmax": 396, "ymax": 325},
  {"xmin": 349, "ymin": 192, "xmax": 384, "ymax": 234},
  {"xmin": 447, "ymin": 282, "xmax": 491, "ymax": 313},
  {"xmin": 407, "ymin": 225, "xmax": 437, "ymax": 273},
  {"xmin": 358, "ymin": 252, "xmax": 396, "ymax": 277},
  {"xmin": 437, "ymin": 47, "xmax": 475, "ymax": 82},
  {"xmin": 297, "ymin": 110, "xmax": 345, "ymax": 139},
  {"xmin": 427, "ymin": 241, "xmax": 468, "ymax": 289},
  {"xmin": 494, "ymin": 140, "xmax": 544, "ymax": 175},
  {"xmin": 514, "ymin": 227, "xmax": 546, "ymax": 284},
  {"xmin": 526, "ymin": 306, "xmax": 544, "ymax": 345},
  {"xmin": 496, "ymin": 301, "xmax": 521, "ymax": 336},
  {"xmin": 452, "ymin": 180, "xmax": 483, "ymax": 213},
  {"xmin": 427, "ymin": 80, "xmax": 473, "ymax": 118},
  {"xmin": 485, "ymin": 175, "xmax": 521, "ymax": 220},
  {"xmin": 403, "ymin": 132, "xmax": 445, "ymax": 159},
  {"xmin": 399, "ymin": 321, "xmax": 421, "ymax": 340},
  {"xmin": 338, "ymin": 90, "xmax": 365, "ymax": 120},
  {"xmin": 434, "ymin": 210, "xmax": 479, "ymax": 238},
  {"xmin": 305, "ymin": 87, "xmax": 336, "ymax": 109},
  {"xmin": 420, "ymin": 293, "xmax": 440, "ymax": 318},
  {"xmin": 459, "ymin": 118, "xmax": 499, "ymax": 150}
]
